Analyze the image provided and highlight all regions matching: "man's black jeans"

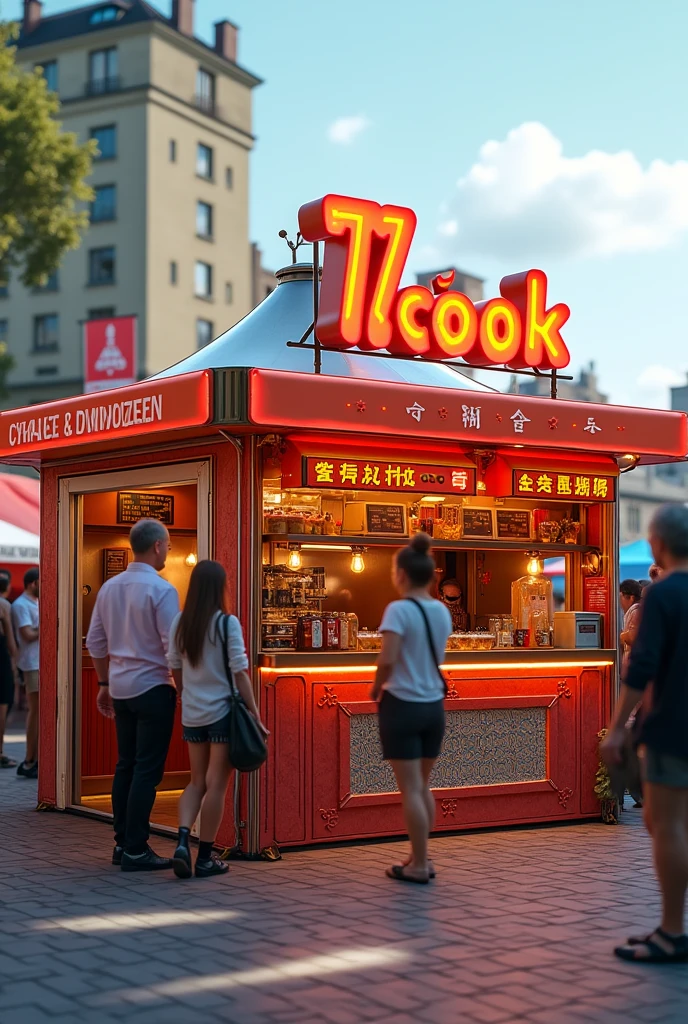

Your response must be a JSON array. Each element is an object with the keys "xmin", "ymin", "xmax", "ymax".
[{"xmin": 112, "ymin": 684, "xmax": 176, "ymax": 854}]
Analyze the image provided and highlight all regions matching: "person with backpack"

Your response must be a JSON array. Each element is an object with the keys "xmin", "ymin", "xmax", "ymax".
[
  {"xmin": 168, "ymin": 559, "xmax": 268, "ymax": 879},
  {"xmin": 371, "ymin": 534, "xmax": 452, "ymax": 884}
]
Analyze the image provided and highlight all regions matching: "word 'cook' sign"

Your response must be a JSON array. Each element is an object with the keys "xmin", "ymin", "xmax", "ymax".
[{"xmin": 298, "ymin": 194, "xmax": 571, "ymax": 371}]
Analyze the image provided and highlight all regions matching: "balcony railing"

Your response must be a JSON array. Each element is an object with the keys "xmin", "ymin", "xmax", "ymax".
[
  {"xmin": 86, "ymin": 76, "xmax": 121, "ymax": 97},
  {"xmin": 194, "ymin": 93, "xmax": 216, "ymax": 116}
]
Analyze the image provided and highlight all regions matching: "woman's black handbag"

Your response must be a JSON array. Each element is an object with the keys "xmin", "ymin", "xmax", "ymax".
[{"xmin": 221, "ymin": 615, "xmax": 268, "ymax": 773}]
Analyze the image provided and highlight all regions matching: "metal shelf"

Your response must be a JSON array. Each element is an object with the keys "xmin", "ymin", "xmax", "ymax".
[{"xmin": 263, "ymin": 534, "xmax": 596, "ymax": 554}]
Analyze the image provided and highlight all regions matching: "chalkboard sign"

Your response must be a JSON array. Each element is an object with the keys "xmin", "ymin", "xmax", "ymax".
[
  {"xmin": 462, "ymin": 508, "xmax": 494, "ymax": 538},
  {"xmin": 117, "ymin": 491, "xmax": 174, "ymax": 525},
  {"xmin": 104, "ymin": 548, "xmax": 128, "ymax": 579},
  {"xmin": 366, "ymin": 503, "xmax": 407, "ymax": 536},
  {"xmin": 496, "ymin": 509, "xmax": 531, "ymax": 539}
]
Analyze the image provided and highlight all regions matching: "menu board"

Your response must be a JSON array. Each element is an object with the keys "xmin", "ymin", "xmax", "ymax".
[
  {"xmin": 584, "ymin": 575, "xmax": 609, "ymax": 615},
  {"xmin": 496, "ymin": 509, "xmax": 531, "ymax": 539},
  {"xmin": 117, "ymin": 491, "xmax": 174, "ymax": 525},
  {"xmin": 103, "ymin": 548, "xmax": 128, "ymax": 579},
  {"xmin": 365, "ymin": 504, "xmax": 406, "ymax": 536},
  {"xmin": 462, "ymin": 508, "xmax": 494, "ymax": 538}
]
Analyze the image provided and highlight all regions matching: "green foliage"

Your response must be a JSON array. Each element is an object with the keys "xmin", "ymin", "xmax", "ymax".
[
  {"xmin": 0, "ymin": 21, "xmax": 96, "ymax": 288},
  {"xmin": 0, "ymin": 343, "xmax": 14, "ymax": 399}
]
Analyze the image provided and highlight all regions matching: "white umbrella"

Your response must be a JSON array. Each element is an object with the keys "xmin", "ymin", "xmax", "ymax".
[{"xmin": 0, "ymin": 520, "xmax": 40, "ymax": 563}]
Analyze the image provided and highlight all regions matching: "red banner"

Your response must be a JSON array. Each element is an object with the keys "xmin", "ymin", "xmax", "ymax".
[
  {"xmin": 304, "ymin": 457, "xmax": 476, "ymax": 494},
  {"xmin": 514, "ymin": 470, "xmax": 615, "ymax": 501},
  {"xmin": 0, "ymin": 372, "xmax": 213, "ymax": 456},
  {"xmin": 83, "ymin": 315, "xmax": 137, "ymax": 393}
]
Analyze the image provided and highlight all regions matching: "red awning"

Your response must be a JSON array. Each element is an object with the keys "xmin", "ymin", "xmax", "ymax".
[{"xmin": 0, "ymin": 472, "xmax": 39, "ymax": 533}]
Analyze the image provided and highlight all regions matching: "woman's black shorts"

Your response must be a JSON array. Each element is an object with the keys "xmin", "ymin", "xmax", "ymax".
[
  {"xmin": 378, "ymin": 691, "xmax": 445, "ymax": 761},
  {"xmin": 183, "ymin": 712, "xmax": 231, "ymax": 744}
]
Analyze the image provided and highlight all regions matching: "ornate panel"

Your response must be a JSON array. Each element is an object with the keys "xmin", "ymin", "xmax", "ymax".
[{"xmin": 349, "ymin": 706, "xmax": 548, "ymax": 796}]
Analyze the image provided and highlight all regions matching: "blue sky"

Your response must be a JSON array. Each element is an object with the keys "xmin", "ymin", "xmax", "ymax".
[{"xmin": 7, "ymin": 0, "xmax": 688, "ymax": 408}]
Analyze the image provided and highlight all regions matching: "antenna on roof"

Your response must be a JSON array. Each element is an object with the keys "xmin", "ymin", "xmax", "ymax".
[{"xmin": 278, "ymin": 229, "xmax": 306, "ymax": 265}]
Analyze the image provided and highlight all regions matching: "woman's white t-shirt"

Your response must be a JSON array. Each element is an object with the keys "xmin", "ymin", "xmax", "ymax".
[
  {"xmin": 167, "ymin": 611, "xmax": 249, "ymax": 727},
  {"xmin": 379, "ymin": 598, "xmax": 452, "ymax": 703}
]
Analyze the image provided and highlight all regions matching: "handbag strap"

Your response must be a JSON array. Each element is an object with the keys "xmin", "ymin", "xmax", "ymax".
[{"xmin": 406, "ymin": 598, "xmax": 448, "ymax": 695}]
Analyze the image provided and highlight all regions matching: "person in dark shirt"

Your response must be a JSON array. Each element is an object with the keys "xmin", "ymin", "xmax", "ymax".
[{"xmin": 602, "ymin": 504, "xmax": 688, "ymax": 963}]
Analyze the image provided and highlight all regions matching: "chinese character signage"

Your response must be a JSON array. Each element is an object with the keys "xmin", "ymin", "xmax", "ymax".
[
  {"xmin": 298, "ymin": 193, "xmax": 570, "ymax": 370},
  {"xmin": 513, "ymin": 471, "xmax": 615, "ymax": 501},
  {"xmin": 304, "ymin": 458, "xmax": 476, "ymax": 495}
]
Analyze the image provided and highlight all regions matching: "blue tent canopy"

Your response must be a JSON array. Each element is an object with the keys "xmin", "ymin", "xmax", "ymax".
[{"xmin": 544, "ymin": 538, "xmax": 654, "ymax": 598}]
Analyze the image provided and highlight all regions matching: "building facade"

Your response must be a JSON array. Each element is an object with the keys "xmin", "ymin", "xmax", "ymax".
[
  {"xmin": 509, "ymin": 361, "xmax": 608, "ymax": 404},
  {"xmin": 1, "ymin": 0, "xmax": 261, "ymax": 406}
]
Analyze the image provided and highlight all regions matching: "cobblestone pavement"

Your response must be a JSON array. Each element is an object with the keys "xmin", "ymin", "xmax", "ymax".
[{"xmin": 2, "ymin": 728, "xmax": 688, "ymax": 1024}]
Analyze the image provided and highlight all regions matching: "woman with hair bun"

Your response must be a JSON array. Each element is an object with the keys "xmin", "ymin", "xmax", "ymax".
[{"xmin": 371, "ymin": 533, "xmax": 452, "ymax": 884}]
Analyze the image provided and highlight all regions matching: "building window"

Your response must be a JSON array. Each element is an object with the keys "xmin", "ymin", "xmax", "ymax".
[
  {"xmin": 225, "ymin": 167, "xmax": 233, "ymax": 189},
  {"xmin": 195, "ymin": 68, "xmax": 215, "ymax": 114},
  {"xmin": 0, "ymin": 279, "xmax": 8, "ymax": 299},
  {"xmin": 196, "ymin": 143, "xmax": 213, "ymax": 180},
  {"xmin": 88, "ymin": 47, "xmax": 119, "ymax": 94},
  {"xmin": 35, "ymin": 366, "xmax": 59, "ymax": 377},
  {"xmin": 33, "ymin": 271, "xmax": 59, "ymax": 292},
  {"xmin": 88, "ymin": 307, "xmax": 115, "ymax": 320},
  {"xmin": 90, "ymin": 124, "xmax": 117, "ymax": 160},
  {"xmin": 225, "ymin": 282, "xmax": 233, "ymax": 304},
  {"xmin": 627, "ymin": 504, "xmax": 641, "ymax": 535},
  {"xmin": 169, "ymin": 139, "xmax": 177, "ymax": 163},
  {"xmin": 37, "ymin": 60, "xmax": 58, "ymax": 93},
  {"xmin": 196, "ymin": 319, "xmax": 213, "ymax": 349},
  {"xmin": 170, "ymin": 261, "xmax": 177, "ymax": 285},
  {"xmin": 33, "ymin": 314, "xmax": 59, "ymax": 353},
  {"xmin": 0, "ymin": 319, "xmax": 7, "ymax": 344},
  {"xmin": 89, "ymin": 247, "xmax": 116, "ymax": 286},
  {"xmin": 194, "ymin": 261, "xmax": 212, "ymax": 299},
  {"xmin": 91, "ymin": 184, "xmax": 117, "ymax": 223},
  {"xmin": 196, "ymin": 201, "xmax": 213, "ymax": 239},
  {"xmin": 89, "ymin": 6, "xmax": 122, "ymax": 24}
]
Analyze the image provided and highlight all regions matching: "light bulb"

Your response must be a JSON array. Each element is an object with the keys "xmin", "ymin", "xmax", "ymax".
[
  {"xmin": 526, "ymin": 556, "xmax": 542, "ymax": 576},
  {"xmin": 351, "ymin": 549, "xmax": 365, "ymax": 574},
  {"xmin": 287, "ymin": 546, "xmax": 302, "ymax": 570},
  {"xmin": 185, "ymin": 553, "xmax": 197, "ymax": 567}
]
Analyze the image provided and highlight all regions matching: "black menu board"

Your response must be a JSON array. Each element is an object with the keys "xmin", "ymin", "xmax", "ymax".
[
  {"xmin": 496, "ymin": 509, "xmax": 531, "ymax": 539},
  {"xmin": 117, "ymin": 491, "xmax": 174, "ymax": 525},
  {"xmin": 366, "ymin": 504, "xmax": 406, "ymax": 536},
  {"xmin": 462, "ymin": 508, "xmax": 494, "ymax": 538},
  {"xmin": 103, "ymin": 548, "xmax": 128, "ymax": 579}
]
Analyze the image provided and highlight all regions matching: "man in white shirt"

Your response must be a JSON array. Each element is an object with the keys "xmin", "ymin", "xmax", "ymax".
[
  {"xmin": 87, "ymin": 519, "xmax": 179, "ymax": 871},
  {"xmin": 12, "ymin": 568, "xmax": 40, "ymax": 779}
]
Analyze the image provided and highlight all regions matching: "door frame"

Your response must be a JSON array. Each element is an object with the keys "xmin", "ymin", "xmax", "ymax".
[{"xmin": 56, "ymin": 459, "xmax": 211, "ymax": 811}]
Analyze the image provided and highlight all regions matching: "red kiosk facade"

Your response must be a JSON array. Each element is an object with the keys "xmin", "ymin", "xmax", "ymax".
[{"xmin": 2, "ymin": 195, "xmax": 685, "ymax": 854}]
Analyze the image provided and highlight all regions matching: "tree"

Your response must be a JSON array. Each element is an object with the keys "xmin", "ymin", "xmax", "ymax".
[{"xmin": 0, "ymin": 21, "xmax": 95, "ymax": 289}]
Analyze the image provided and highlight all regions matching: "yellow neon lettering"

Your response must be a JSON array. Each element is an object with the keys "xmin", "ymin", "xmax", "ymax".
[{"xmin": 331, "ymin": 208, "xmax": 364, "ymax": 323}]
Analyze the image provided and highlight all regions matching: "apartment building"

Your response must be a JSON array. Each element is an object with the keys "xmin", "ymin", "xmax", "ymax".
[{"xmin": 1, "ymin": 0, "xmax": 261, "ymax": 406}]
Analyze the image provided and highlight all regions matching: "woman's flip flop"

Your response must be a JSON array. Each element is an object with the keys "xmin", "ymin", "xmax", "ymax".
[{"xmin": 385, "ymin": 865, "xmax": 430, "ymax": 884}]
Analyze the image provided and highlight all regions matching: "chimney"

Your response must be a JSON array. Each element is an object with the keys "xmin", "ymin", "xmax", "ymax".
[
  {"xmin": 23, "ymin": 0, "xmax": 42, "ymax": 34},
  {"xmin": 171, "ymin": 0, "xmax": 194, "ymax": 37},
  {"xmin": 214, "ymin": 19, "xmax": 237, "ymax": 62}
]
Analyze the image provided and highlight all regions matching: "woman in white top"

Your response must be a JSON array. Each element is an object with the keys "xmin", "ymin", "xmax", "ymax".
[
  {"xmin": 168, "ymin": 560, "xmax": 267, "ymax": 879},
  {"xmin": 371, "ymin": 534, "xmax": 452, "ymax": 884}
]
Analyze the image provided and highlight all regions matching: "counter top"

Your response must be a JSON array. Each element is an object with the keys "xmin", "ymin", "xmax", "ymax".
[{"xmin": 260, "ymin": 649, "xmax": 617, "ymax": 669}]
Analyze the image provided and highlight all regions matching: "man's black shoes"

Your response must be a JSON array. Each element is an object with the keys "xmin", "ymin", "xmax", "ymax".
[
  {"xmin": 120, "ymin": 845, "xmax": 173, "ymax": 871},
  {"xmin": 112, "ymin": 845, "xmax": 124, "ymax": 866}
]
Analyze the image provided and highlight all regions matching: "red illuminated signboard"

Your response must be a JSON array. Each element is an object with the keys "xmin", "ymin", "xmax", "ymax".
[
  {"xmin": 514, "ymin": 470, "xmax": 615, "ymax": 501},
  {"xmin": 298, "ymin": 194, "xmax": 571, "ymax": 370},
  {"xmin": 83, "ymin": 315, "xmax": 137, "ymax": 393},
  {"xmin": 0, "ymin": 371, "xmax": 213, "ymax": 456},
  {"xmin": 304, "ymin": 457, "xmax": 476, "ymax": 495}
]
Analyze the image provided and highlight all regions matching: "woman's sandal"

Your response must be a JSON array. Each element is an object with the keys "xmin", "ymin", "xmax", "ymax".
[
  {"xmin": 615, "ymin": 928, "xmax": 688, "ymax": 963},
  {"xmin": 0, "ymin": 755, "xmax": 16, "ymax": 768},
  {"xmin": 385, "ymin": 864, "xmax": 430, "ymax": 884},
  {"xmin": 401, "ymin": 857, "xmax": 435, "ymax": 879}
]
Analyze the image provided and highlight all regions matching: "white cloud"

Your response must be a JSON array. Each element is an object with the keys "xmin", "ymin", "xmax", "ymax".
[
  {"xmin": 636, "ymin": 364, "xmax": 684, "ymax": 389},
  {"xmin": 438, "ymin": 122, "xmax": 688, "ymax": 261},
  {"xmin": 327, "ymin": 115, "xmax": 371, "ymax": 145}
]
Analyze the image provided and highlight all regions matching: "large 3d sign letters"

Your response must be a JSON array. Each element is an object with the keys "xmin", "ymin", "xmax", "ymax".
[{"xmin": 298, "ymin": 194, "xmax": 571, "ymax": 371}]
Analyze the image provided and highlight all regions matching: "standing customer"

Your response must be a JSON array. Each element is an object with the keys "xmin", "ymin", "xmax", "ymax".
[
  {"xmin": 12, "ymin": 568, "xmax": 39, "ymax": 779},
  {"xmin": 602, "ymin": 504, "xmax": 688, "ymax": 963},
  {"xmin": 168, "ymin": 560, "xmax": 267, "ymax": 879},
  {"xmin": 619, "ymin": 578, "xmax": 642, "ymax": 676},
  {"xmin": 371, "ymin": 534, "xmax": 451, "ymax": 884},
  {"xmin": 0, "ymin": 571, "xmax": 18, "ymax": 768},
  {"xmin": 87, "ymin": 519, "xmax": 179, "ymax": 871}
]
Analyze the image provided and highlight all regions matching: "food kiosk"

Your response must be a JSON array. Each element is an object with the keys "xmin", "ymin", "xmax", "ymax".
[{"xmin": 1, "ymin": 193, "xmax": 685, "ymax": 855}]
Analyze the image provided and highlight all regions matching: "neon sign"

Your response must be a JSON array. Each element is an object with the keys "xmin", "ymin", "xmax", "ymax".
[{"xmin": 298, "ymin": 194, "xmax": 571, "ymax": 371}]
